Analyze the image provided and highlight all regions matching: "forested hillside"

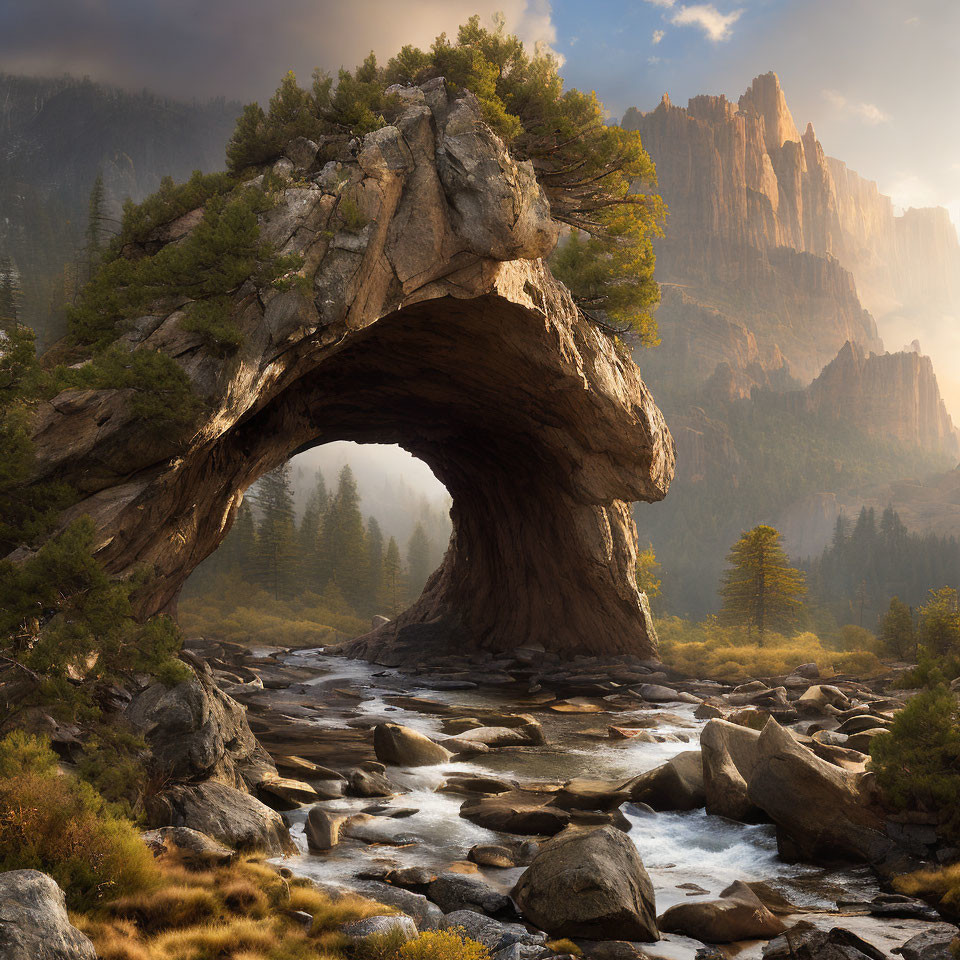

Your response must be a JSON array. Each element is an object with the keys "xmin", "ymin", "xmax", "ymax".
[
  {"xmin": 181, "ymin": 459, "xmax": 451, "ymax": 647},
  {"xmin": 0, "ymin": 73, "xmax": 239, "ymax": 345}
]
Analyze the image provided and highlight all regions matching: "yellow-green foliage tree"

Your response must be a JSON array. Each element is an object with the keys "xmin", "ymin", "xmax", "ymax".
[
  {"xmin": 719, "ymin": 524, "xmax": 806, "ymax": 644},
  {"xmin": 878, "ymin": 596, "xmax": 916, "ymax": 660},
  {"xmin": 918, "ymin": 587, "xmax": 960, "ymax": 658},
  {"xmin": 636, "ymin": 543, "xmax": 661, "ymax": 597},
  {"xmin": 225, "ymin": 15, "xmax": 665, "ymax": 341}
]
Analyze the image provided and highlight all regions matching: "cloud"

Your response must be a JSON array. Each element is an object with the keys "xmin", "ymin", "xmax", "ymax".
[
  {"xmin": 652, "ymin": 29, "xmax": 665, "ymax": 44},
  {"xmin": 883, "ymin": 172, "xmax": 944, "ymax": 213},
  {"xmin": 670, "ymin": 4, "xmax": 742, "ymax": 42},
  {"xmin": 823, "ymin": 90, "xmax": 890, "ymax": 125},
  {"xmin": 643, "ymin": 0, "xmax": 676, "ymax": 6},
  {"xmin": 0, "ymin": 0, "xmax": 559, "ymax": 101}
]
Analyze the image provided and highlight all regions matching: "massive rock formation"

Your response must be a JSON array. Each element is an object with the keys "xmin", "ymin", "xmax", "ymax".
[
  {"xmin": 624, "ymin": 71, "xmax": 960, "ymax": 407},
  {"xmin": 801, "ymin": 341, "xmax": 959, "ymax": 457},
  {"xmin": 25, "ymin": 81, "xmax": 674, "ymax": 658}
]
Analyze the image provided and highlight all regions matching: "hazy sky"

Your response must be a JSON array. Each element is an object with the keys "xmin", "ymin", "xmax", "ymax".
[{"xmin": 2, "ymin": 0, "xmax": 957, "ymax": 221}]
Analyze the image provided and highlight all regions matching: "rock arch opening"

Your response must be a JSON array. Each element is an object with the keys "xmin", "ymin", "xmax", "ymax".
[
  {"xmin": 181, "ymin": 439, "xmax": 451, "ymax": 646},
  {"xmin": 50, "ymin": 289, "xmax": 671, "ymax": 658}
]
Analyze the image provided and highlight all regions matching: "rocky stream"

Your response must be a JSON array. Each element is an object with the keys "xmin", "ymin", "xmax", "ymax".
[{"xmin": 174, "ymin": 638, "xmax": 959, "ymax": 960}]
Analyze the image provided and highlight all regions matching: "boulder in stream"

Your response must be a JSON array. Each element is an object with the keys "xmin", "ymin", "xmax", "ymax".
[
  {"xmin": 622, "ymin": 750, "xmax": 705, "ymax": 811},
  {"xmin": 512, "ymin": 825, "xmax": 659, "ymax": 941},
  {"xmin": 762, "ymin": 922, "xmax": 885, "ymax": 960},
  {"xmin": 373, "ymin": 723, "xmax": 453, "ymax": 766},
  {"xmin": 700, "ymin": 719, "xmax": 763, "ymax": 822},
  {"xmin": 658, "ymin": 880, "xmax": 787, "ymax": 942},
  {"xmin": 746, "ymin": 719, "xmax": 891, "ymax": 864}
]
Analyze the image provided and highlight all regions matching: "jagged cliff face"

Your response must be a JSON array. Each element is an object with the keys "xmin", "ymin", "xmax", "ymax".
[
  {"xmin": 626, "ymin": 72, "xmax": 960, "ymax": 322},
  {"xmin": 623, "ymin": 76, "xmax": 884, "ymax": 389},
  {"xmin": 624, "ymin": 71, "xmax": 960, "ymax": 403},
  {"xmin": 802, "ymin": 342, "xmax": 960, "ymax": 458},
  {"xmin": 26, "ymin": 82, "xmax": 675, "ymax": 659}
]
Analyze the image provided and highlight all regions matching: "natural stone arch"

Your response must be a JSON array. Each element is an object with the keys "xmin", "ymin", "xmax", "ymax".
[{"xmin": 27, "ymin": 80, "xmax": 675, "ymax": 658}]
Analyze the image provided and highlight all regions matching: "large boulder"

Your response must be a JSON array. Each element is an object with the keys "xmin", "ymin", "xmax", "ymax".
[
  {"xmin": 427, "ymin": 873, "xmax": 512, "ymax": 916},
  {"xmin": 373, "ymin": 723, "xmax": 452, "ymax": 766},
  {"xmin": 700, "ymin": 720, "xmax": 763, "ymax": 822},
  {"xmin": 658, "ymin": 880, "xmax": 787, "ymax": 943},
  {"xmin": 762, "ymin": 922, "xmax": 885, "ymax": 959},
  {"xmin": 896, "ymin": 924, "xmax": 959, "ymax": 960},
  {"xmin": 461, "ymin": 791, "xmax": 572, "ymax": 835},
  {"xmin": 146, "ymin": 780, "xmax": 295, "ymax": 855},
  {"xmin": 354, "ymin": 881, "xmax": 445, "ymax": 931},
  {"xmin": 0, "ymin": 870, "xmax": 97, "ymax": 960},
  {"xmin": 140, "ymin": 825, "xmax": 235, "ymax": 866},
  {"xmin": 125, "ymin": 672, "xmax": 276, "ymax": 788},
  {"xmin": 623, "ymin": 751, "xmax": 705, "ymax": 811},
  {"xmin": 511, "ymin": 825, "xmax": 658, "ymax": 941},
  {"xmin": 746, "ymin": 720, "xmax": 891, "ymax": 864}
]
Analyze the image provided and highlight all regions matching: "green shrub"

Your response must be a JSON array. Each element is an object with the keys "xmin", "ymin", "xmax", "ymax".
[
  {"xmin": 54, "ymin": 347, "xmax": 200, "ymax": 436},
  {"xmin": 870, "ymin": 685, "xmax": 960, "ymax": 838},
  {"xmin": 0, "ymin": 731, "xmax": 159, "ymax": 909},
  {"xmin": 114, "ymin": 170, "xmax": 238, "ymax": 249},
  {"xmin": 352, "ymin": 928, "xmax": 411, "ymax": 960},
  {"xmin": 68, "ymin": 175, "xmax": 299, "ymax": 358}
]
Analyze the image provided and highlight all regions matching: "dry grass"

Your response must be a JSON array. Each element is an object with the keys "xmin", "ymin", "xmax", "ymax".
[
  {"xmin": 893, "ymin": 862, "xmax": 960, "ymax": 908},
  {"xmin": 106, "ymin": 886, "xmax": 222, "ymax": 933},
  {"xmin": 657, "ymin": 618, "xmax": 884, "ymax": 682},
  {"xmin": 75, "ymin": 852, "xmax": 396, "ymax": 960},
  {"xmin": 179, "ymin": 583, "xmax": 367, "ymax": 649}
]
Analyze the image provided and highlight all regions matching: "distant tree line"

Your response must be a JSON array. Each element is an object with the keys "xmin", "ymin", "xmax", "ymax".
[
  {"xmin": 188, "ymin": 462, "xmax": 444, "ymax": 619},
  {"xmin": 805, "ymin": 506, "xmax": 960, "ymax": 628}
]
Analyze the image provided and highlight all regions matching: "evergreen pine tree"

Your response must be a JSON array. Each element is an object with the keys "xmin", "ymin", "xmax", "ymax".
[
  {"xmin": 879, "ymin": 597, "xmax": 916, "ymax": 660},
  {"xmin": 232, "ymin": 500, "xmax": 258, "ymax": 583},
  {"xmin": 380, "ymin": 536, "xmax": 405, "ymax": 617},
  {"xmin": 406, "ymin": 522, "xmax": 432, "ymax": 599},
  {"xmin": 321, "ymin": 465, "xmax": 368, "ymax": 611},
  {"xmin": 251, "ymin": 464, "xmax": 297, "ymax": 600},
  {"xmin": 0, "ymin": 256, "xmax": 20, "ymax": 324},
  {"xmin": 84, "ymin": 173, "xmax": 107, "ymax": 281},
  {"xmin": 365, "ymin": 516, "xmax": 384, "ymax": 612},
  {"xmin": 719, "ymin": 524, "xmax": 806, "ymax": 643}
]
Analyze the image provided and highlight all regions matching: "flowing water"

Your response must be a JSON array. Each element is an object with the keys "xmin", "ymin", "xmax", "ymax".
[{"xmin": 268, "ymin": 648, "xmax": 938, "ymax": 958}]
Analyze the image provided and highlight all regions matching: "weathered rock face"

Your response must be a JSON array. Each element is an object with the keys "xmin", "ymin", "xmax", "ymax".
[
  {"xmin": 512, "ymin": 825, "xmax": 659, "ymax": 941},
  {"xmin": 0, "ymin": 870, "xmax": 97, "ymax": 960},
  {"xmin": 746, "ymin": 719, "xmax": 891, "ymax": 865},
  {"xmin": 125, "ymin": 672, "xmax": 277, "ymax": 789},
  {"xmin": 800, "ymin": 341, "xmax": 959, "ymax": 458},
  {"xmin": 625, "ymin": 71, "xmax": 960, "ymax": 348},
  {"xmin": 145, "ymin": 780, "xmax": 295, "ymax": 855},
  {"xmin": 27, "ymin": 81, "xmax": 674, "ymax": 658}
]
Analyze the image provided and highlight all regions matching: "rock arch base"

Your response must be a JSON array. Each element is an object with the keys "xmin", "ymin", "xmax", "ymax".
[{"xmin": 27, "ymin": 81, "xmax": 675, "ymax": 658}]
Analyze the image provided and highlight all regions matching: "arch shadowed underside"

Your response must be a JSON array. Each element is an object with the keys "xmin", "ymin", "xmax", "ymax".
[{"xmin": 85, "ymin": 293, "xmax": 669, "ymax": 658}]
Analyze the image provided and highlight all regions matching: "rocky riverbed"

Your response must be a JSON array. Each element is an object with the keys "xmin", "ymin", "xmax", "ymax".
[{"xmin": 171, "ymin": 638, "xmax": 958, "ymax": 960}]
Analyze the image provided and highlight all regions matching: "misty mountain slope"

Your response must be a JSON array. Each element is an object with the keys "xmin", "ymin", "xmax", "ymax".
[
  {"xmin": 625, "ymin": 72, "xmax": 960, "ymax": 616},
  {"xmin": 0, "ymin": 72, "xmax": 240, "ymax": 342}
]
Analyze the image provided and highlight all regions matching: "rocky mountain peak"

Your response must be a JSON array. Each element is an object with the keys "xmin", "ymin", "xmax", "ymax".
[{"xmin": 738, "ymin": 71, "xmax": 801, "ymax": 151}]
